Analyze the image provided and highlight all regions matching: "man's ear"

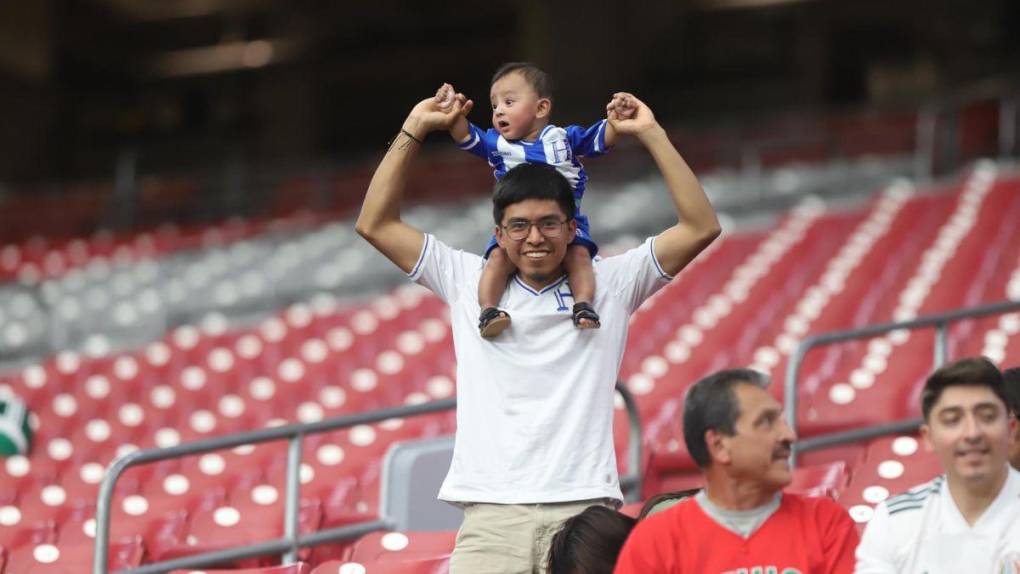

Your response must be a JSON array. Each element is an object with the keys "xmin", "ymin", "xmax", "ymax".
[
  {"xmin": 920, "ymin": 423, "xmax": 933, "ymax": 452},
  {"xmin": 495, "ymin": 225, "xmax": 507, "ymax": 248},
  {"xmin": 705, "ymin": 429, "xmax": 730, "ymax": 466},
  {"xmin": 536, "ymin": 98, "xmax": 552, "ymax": 119}
]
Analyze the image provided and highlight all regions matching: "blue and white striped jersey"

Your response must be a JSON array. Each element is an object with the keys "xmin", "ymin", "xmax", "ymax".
[{"xmin": 457, "ymin": 120, "xmax": 610, "ymax": 205}]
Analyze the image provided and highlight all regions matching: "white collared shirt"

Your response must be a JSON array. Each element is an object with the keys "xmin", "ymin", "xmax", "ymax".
[
  {"xmin": 855, "ymin": 466, "xmax": 1020, "ymax": 574},
  {"xmin": 409, "ymin": 234, "xmax": 672, "ymax": 504}
]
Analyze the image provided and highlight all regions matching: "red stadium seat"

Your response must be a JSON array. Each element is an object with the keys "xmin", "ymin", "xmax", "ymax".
[
  {"xmin": 4, "ymin": 168, "xmax": 1019, "ymax": 572},
  {"xmin": 5, "ymin": 537, "xmax": 143, "ymax": 573},
  {"xmin": 0, "ymin": 517, "xmax": 55, "ymax": 556},
  {"xmin": 794, "ymin": 175, "xmax": 1019, "ymax": 437},
  {"xmin": 838, "ymin": 434, "xmax": 941, "ymax": 529},
  {"xmin": 311, "ymin": 530, "xmax": 457, "ymax": 574},
  {"xmin": 170, "ymin": 563, "xmax": 312, "ymax": 574},
  {"xmin": 787, "ymin": 460, "xmax": 849, "ymax": 499},
  {"xmin": 153, "ymin": 499, "xmax": 321, "ymax": 567},
  {"xmin": 58, "ymin": 505, "xmax": 187, "ymax": 559}
]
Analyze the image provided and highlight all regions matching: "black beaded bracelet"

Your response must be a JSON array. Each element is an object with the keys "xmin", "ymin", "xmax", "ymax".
[{"xmin": 400, "ymin": 128, "xmax": 423, "ymax": 144}]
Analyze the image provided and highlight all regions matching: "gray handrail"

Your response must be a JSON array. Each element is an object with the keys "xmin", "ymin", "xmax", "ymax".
[
  {"xmin": 784, "ymin": 299, "xmax": 1020, "ymax": 465},
  {"xmin": 94, "ymin": 382, "xmax": 642, "ymax": 574}
]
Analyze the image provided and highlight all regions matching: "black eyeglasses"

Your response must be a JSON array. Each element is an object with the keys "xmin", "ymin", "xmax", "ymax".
[{"xmin": 502, "ymin": 217, "xmax": 569, "ymax": 241}]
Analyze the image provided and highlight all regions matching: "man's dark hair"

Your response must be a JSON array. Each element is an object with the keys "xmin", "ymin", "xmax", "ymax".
[
  {"xmin": 1001, "ymin": 366, "xmax": 1019, "ymax": 418},
  {"xmin": 547, "ymin": 505, "xmax": 635, "ymax": 574},
  {"xmin": 921, "ymin": 357, "xmax": 1008, "ymax": 420},
  {"xmin": 492, "ymin": 163, "xmax": 575, "ymax": 225},
  {"xmin": 491, "ymin": 62, "xmax": 553, "ymax": 100},
  {"xmin": 683, "ymin": 369, "xmax": 771, "ymax": 468}
]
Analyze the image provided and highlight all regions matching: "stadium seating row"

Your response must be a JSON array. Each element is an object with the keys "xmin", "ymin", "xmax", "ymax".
[{"xmin": 0, "ymin": 164, "xmax": 1018, "ymax": 572}]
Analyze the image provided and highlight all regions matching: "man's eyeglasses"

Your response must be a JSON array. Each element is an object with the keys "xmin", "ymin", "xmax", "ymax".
[{"xmin": 502, "ymin": 217, "xmax": 569, "ymax": 241}]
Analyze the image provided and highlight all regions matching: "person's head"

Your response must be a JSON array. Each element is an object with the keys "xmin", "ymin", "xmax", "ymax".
[
  {"xmin": 683, "ymin": 369, "xmax": 796, "ymax": 491},
  {"xmin": 920, "ymin": 357, "xmax": 1017, "ymax": 486},
  {"xmin": 492, "ymin": 163, "xmax": 576, "ymax": 287},
  {"xmin": 489, "ymin": 62, "xmax": 553, "ymax": 141},
  {"xmin": 1000, "ymin": 366, "xmax": 1020, "ymax": 470},
  {"xmin": 636, "ymin": 488, "xmax": 701, "ymax": 520},
  {"xmin": 546, "ymin": 505, "xmax": 636, "ymax": 574}
]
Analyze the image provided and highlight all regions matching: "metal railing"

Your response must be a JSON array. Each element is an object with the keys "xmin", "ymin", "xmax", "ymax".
[
  {"xmin": 94, "ymin": 382, "xmax": 643, "ymax": 574},
  {"xmin": 784, "ymin": 299, "xmax": 1020, "ymax": 465}
]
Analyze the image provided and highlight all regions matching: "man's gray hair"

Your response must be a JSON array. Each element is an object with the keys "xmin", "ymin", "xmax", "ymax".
[{"xmin": 682, "ymin": 368, "xmax": 771, "ymax": 468}]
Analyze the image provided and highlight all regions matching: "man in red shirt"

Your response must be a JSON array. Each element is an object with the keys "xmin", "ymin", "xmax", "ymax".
[{"xmin": 614, "ymin": 369, "xmax": 859, "ymax": 573}]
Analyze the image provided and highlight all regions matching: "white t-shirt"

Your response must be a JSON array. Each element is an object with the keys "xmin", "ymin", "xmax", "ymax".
[
  {"xmin": 409, "ymin": 233, "xmax": 672, "ymax": 504},
  {"xmin": 855, "ymin": 466, "xmax": 1020, "ymax": 574}
]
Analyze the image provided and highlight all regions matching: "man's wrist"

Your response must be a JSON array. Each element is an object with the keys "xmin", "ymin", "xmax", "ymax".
[
  {"xmin": 636, "ymin": 124, "xmax": 668, "ymax": 145},
  {"xmin": 401, "ymin": 116, "xmax": 428, "ymax": 142}
]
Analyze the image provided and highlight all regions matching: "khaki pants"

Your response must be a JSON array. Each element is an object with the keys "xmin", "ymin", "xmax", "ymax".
[{"xmin": 448, "ymin": 499, "xmax": 615, "ymax": 574}]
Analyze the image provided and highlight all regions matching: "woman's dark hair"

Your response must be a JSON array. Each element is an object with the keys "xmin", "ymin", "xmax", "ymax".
[
  {"xmin": 636, "ymin": 488, "xmax": 701, "ymax": 520},
  {"xmin": 547, "ymin": 506, "xmax": 636, "ymax": 574},
  {"xmin": 492, "ymin": 163, "xmax": 575, "ymax": 225}
]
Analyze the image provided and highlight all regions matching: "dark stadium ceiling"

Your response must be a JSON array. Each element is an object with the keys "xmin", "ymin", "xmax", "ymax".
[
  {"xmin": 85, "ymin": 0, "xmax": 819, "ymax": 79},
  {"xmin": 694, "ymin": 0, "xmax": 814, "ymax": 8},
  {"xmin": 91, "ymin": 0, "xmax": 309, "ymax": 76},
  {"xmin": 98, "ymin": 0, "xmax": 277, "ymax": 22}
]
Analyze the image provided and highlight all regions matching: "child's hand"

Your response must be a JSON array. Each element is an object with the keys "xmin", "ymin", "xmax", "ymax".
[
  {"xmin": 616, "ymin": 94, "xmax": 637, "ymax": 120},
  {"xmin": 607, "ymin": 92, "xmax": 657, "ymax": 136},
  {"xmin": 607, "ymin": 94, "xmax": 636, "ymax": 121},
  {"xmin": 408, "ymin": 90, "xmax": 474, "ymax": 136},
  {"xmin": 435, "ymin": 83, "xmax": 456, "ymax": 113}
]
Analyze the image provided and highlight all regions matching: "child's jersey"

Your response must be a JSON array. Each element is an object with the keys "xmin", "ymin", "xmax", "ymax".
[
  {"xmin": 613, "ymin": 493, "xmax": 860, "ymax": 574},
  {"xmin": 457, "ymin": 120, "xmax": 610, "ymax": 207}
]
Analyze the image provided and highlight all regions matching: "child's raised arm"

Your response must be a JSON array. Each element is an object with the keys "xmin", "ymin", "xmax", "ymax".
[{"xmin": 603, "ymin": 93, "xmax": 637, "ymax": 148}]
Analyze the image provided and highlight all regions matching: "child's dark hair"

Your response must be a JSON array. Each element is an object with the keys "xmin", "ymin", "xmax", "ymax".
[
  {"xmin": 492, "ymin": 163, "xmax": 575, "ymax": 225},
  {"xmin": 491, "ymin": 62, "xmax": 553, "ymax": 101},
  {"xmin": 921, "ymin": 357, "xmax": 1008, "ymax": 420},
  {"xmin": 547, "ymin": 505, "xmax": 636, "ymax": 574}
]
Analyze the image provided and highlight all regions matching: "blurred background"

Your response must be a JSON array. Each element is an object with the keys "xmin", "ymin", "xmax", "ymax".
[
  {"xmin": 1, "ymin": 0, "xmax": 1020, "ymax": 361},
  {"xmin": 1, "ymin": 0, "xmax": 1018, "ymax": 234},
  {"xmin": 0, "ymin": 4, "xmax": 1019, "ymax": 572}
]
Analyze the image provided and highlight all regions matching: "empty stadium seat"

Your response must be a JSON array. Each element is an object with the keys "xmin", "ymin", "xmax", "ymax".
[
  {"xmin": 311, "ymin": 530, "xmax": 456, "ymax": 574},
  {"xmin": 153, "ymin": 499, "xmax": 321, "ymax": 566},
  {"xmin": 2, "ymin": 165, "xmax": 1018, "ymax": 572},
  {"xmin": 170, "ymin": 562, "xmax": 312, "ymax": 574},
  {"xmin": 4, "ymin": 537, "xmax": 143, "ymax": 573},
  {"xmin": 839, "ymin": 434, "xmax": 941, "ymax": 528}
]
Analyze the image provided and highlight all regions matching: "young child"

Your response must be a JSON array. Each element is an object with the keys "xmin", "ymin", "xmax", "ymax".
[{"xmin": 436, "ymin": 62, "xmax": 634, "ymax": 338}]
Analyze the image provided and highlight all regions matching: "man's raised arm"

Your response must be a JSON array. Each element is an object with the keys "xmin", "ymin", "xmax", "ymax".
[
  {"xmin": 355, "ymin": 94, "xmax": 473, "ymax": 273},
  {"xmin": 609, "ymin": 93, "xmax": 721, "ymax": 277}
]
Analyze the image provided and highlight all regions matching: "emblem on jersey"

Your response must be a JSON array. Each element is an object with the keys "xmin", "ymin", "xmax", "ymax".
[
  {"xmin": 552, "ymin": 282, "xmax": 574, "ymax": 312},
  {"xmin": 551, "ymin": 138, "xmax": 571, "ymax": 163},
  {"xmin": 996, "ymin": 552, "xmax": 1020, "ymax": 574}
]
